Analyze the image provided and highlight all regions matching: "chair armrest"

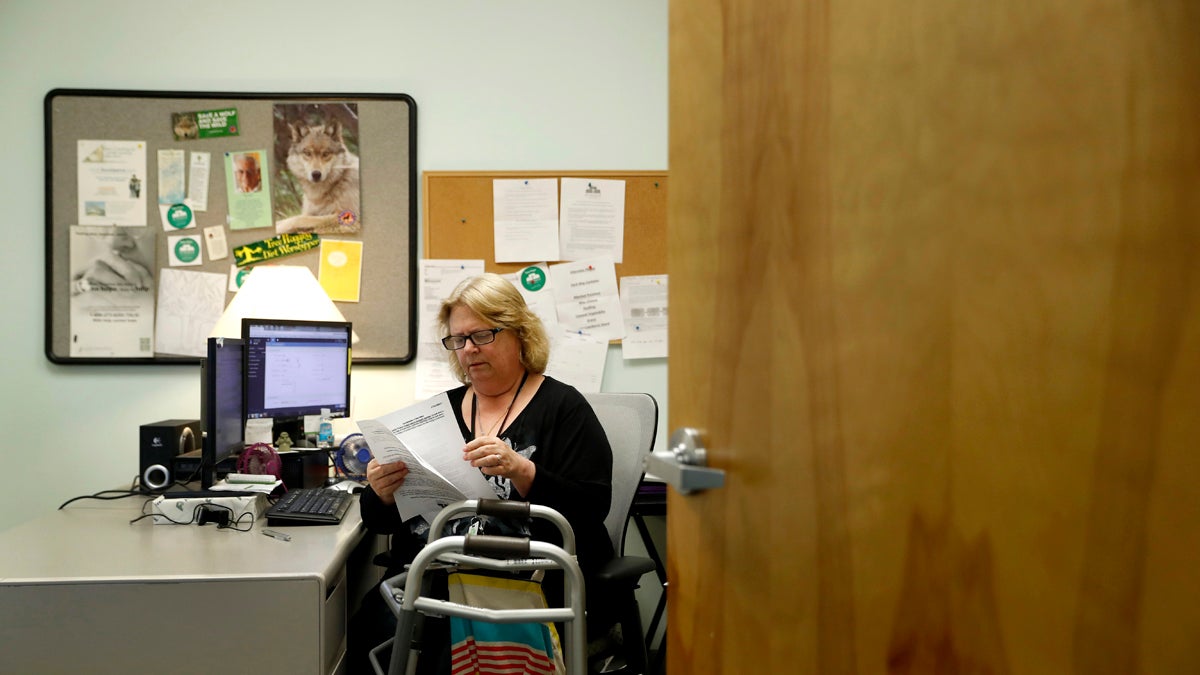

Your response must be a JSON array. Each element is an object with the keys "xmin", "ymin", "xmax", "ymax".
[{"xmin": 594, "ymin": 555, "xmax": 657, "ymax": 584}]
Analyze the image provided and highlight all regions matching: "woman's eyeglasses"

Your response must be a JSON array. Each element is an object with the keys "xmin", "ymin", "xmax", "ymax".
[{"xmin": 441, "ymin": 327, "xmax": 503, "ymax": 350}]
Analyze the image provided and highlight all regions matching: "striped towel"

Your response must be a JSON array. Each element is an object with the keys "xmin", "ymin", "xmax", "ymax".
[{"xmin": 447, "ymin": 573, "xmax": 566, "ymax": 675}]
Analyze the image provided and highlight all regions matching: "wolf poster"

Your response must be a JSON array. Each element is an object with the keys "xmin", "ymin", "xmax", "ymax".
[{"xmin": 272, "ymin": 102, "xmax": 362, "ymax": 235}]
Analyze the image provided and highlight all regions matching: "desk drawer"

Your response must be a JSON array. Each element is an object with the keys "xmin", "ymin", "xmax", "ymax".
[{"xmin": 324, "ymin": 567, "xmax": 348, "ymax": 673}]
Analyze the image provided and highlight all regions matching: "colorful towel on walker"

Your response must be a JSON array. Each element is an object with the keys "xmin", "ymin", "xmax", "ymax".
[{"xmin": 447, "ymin": 572, "xmax": 565, "ymax": 675}]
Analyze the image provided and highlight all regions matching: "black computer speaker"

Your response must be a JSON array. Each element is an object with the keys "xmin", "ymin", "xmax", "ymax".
[{"xmin": 139, "ymin": 419, "xmax": 200, "ymax": 491}]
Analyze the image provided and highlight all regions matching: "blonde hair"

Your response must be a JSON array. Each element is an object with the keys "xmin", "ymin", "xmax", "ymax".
[{"xmin": 437, "ymin": 273, "xmax": 550, "ymax": 383}]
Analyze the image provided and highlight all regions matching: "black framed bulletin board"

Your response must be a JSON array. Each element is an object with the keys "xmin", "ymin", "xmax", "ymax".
[{"xmin": 45, "ymin": 89, "xmax": 417, "ymax": 365}]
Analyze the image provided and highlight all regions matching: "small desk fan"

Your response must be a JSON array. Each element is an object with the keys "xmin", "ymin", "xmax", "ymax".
[
  {"xmin": 238, "ymin": 442, "xmax": 282, "ymax": 479},
  {"xmin": 335, "ymin": 433, "xmax": 372, "ymax": 481}
]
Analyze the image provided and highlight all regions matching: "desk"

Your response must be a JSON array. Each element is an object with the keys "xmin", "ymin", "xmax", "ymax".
[{"xmin": 0, "ymin": 491, "xmax": 382, "ymax": 675}]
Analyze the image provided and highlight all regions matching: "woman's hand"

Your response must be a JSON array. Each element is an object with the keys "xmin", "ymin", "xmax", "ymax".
[
  {"xmin": 365, "ymin": 458, "xmax": 409, "ymax": 506},
  {"xmin": 464, "ymin": 436, "xmax": 536, "ymax": 493}
]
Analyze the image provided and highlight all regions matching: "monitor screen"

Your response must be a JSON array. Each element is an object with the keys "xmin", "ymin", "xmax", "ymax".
[
  {"xmin": 201, "ymin": 336, "xmax": 244, "ymax": 489},
  {"xmin": 242, "ymin": 319, "xmax": 351, "ymax": 443}
]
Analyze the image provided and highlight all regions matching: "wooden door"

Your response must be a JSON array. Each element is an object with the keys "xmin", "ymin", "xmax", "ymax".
[{"xmin": 667, "ymin": 1, "xmax": 1200, "ymax": 673}]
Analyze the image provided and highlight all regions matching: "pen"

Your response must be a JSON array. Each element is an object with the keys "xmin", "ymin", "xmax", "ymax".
[{"xmin": 262, "ymin": 529, "xmax": 291, "ymax": 542}]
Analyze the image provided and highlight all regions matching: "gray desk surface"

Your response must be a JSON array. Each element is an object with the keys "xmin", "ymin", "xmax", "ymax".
[
  {"xmin": 0, "ymin": 489, "xmax": 373, "ymax": 675},
  {"xmin": 0, "ymin": 490, "xmax": 365, "ymax": 585}
]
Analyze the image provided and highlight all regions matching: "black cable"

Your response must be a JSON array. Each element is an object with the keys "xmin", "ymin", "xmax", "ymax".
[
  {"xmin": 58, "ymin": 489, "xmax": 146, "ymax": 510},
  {"xmin": 129, "ymin": 502, "xmax": 255, "ymax": 531}
]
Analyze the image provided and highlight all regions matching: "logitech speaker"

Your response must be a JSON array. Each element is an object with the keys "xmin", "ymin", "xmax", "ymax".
[{"xmin": 139, "ymin": 419, "xmax": 200, "ymax": 491}]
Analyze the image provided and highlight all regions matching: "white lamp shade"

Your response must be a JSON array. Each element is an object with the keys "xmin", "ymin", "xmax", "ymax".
[{"xmin": 208, "ymin": 265, "xmax": 359, "ymax": 342}]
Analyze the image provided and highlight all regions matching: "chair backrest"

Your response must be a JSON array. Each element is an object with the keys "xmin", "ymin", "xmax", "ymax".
[{"xmin": 582, "ymin": 392, "xmax": 659, "ymax": 556}]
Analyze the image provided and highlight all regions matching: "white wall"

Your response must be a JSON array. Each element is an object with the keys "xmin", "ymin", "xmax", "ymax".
[{"xmin": 0, "ymin": 0, "xmax": 668, "ymax": 532}]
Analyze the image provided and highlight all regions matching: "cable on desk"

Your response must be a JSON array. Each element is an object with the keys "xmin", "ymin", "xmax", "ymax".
[
  {"xmin": 59, "ymin": 467, "xmax": 210, "ymax": 509},
  {"xmin": 58, "ymin": 489, "xmax": 146, "ymax": 510},
  {"xmin": 128, "ymin": 501, "xmax": 255, "ymax": 532}
]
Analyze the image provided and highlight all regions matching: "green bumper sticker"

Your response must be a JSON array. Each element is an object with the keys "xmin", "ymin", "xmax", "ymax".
[
  {"xmin": 172, "ymin": 108, "xmax": 240, "ymax": 140},
  {"xmin": 233, "ymin": 232, "xmax": 321, "ymax": 267}
]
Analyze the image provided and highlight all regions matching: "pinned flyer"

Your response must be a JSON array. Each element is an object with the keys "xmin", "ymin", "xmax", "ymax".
[
  {"xmin": 167, "ymin": 234, "xmax": 203, "ymax": 266},
  {"xmin": 187, "ymin": 151, "xmax": 211, "ymax": 211},
  {"xmin": 493, "ymin": 178, "xmax": 560, "ymax": 263},
  {"xmin": 502, "ymin": 263, "xmax": 559, "ymax": 333},
  {"xmin": 547, "ymin": 257, "xmax": 625, "ymax": 341},
  {"xmin": 544, "ymin": 328, "xmax": 608, "ymax": 393},
  {"xmin": 620, "ymin": 274, "xmax": 668, "ymax": 359},
  {"xmin": 159, "ymin": 202, "xmax": 195, "ymax": 231},
  {"xmin": 559, "ymin": 177, "xmax": 625, "ymax": 263},
  {"xmin": 318, "ymin": 239, "xmax": 364, "ymax": 302},
  {"xmin": 225, "ymin": 150, "xmax": 272, "ymax": 230},
  {"xmin": 157, "ymin": 149, "xmax": 186, "ymax": 205},
  {"xmin": 229, "ymin": 264, "xmax": 252, "ymax": 292},
  {"xmin": 77, "ymin": 140, "xmax": 147, "ymax": 226},
  {"xmin": 203, "ymin": 225, "xmax": 229, "ymax": 261}
]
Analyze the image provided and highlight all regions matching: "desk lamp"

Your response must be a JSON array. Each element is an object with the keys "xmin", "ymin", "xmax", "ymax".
[{"xmin": 207, "ymin": 264, "xmax": 359, "ymax": 342}]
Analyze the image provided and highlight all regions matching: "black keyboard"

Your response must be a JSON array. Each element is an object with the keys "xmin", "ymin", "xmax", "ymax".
[{"xmin": 265, "ymin": 488, "xmax": 353, "ymax": 526}]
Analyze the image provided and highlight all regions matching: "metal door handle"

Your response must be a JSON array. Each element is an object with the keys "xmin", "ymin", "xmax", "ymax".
[{"xmin": 644, "ymin": 427, "xmax": 725, "ymax": 495}]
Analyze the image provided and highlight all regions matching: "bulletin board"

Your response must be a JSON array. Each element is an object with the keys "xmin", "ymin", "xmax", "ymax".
[
  {"xmin": 44, "ymin": 89, "xmax": 417, "ymax": 365},
  {"xmin": 422, "ymin": 170, "xmax": 668, "ymax": 278}
]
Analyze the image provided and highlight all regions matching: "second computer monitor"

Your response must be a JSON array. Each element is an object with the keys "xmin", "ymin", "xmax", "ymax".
[
  {"xmin": 242, "ymin": 318, "xmax": 352, "ymax": 444},
  {"xmin": 201, "ymin": 336, "xmax": 244, "ymax": 489}
]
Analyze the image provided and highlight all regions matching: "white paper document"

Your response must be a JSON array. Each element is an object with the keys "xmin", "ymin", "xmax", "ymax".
[
  {"xmin": 188, "ymin": 151, "xmax": 211, "ymax": 211},
  {"xmin": 357, "ymin": 393, "xmax": 494, "ymax": 522},
  {"xmin": 501, "ymin": 263, "xmax": 559, "ymax": 333},
  {"xmin": 68, "ymin": 225, "xmax": 156, "ymax": 357},
  {"xmin": 154, "ymin": 268, "xmax": 227, "ymax": 357},
  {"xmin": 209, "ymin": 479, "xmax": 280, "ymax": 494},
  {"xmin": 414, "ymin": 259, "xmax": 485, "ymax": 400},
  {"xmin": 620, "ymin": 274, "xmax": 668, "ymax": 359},
  {"xmin": 544, "ymin": 328, "xmax": 609, "ymax": 393},
  {"xmin": 493, "ymin": 178, "xmax": 560, "ymax": 263},
  {"xmin": 548, "ymin": 257, "xmax": 625, "ymax": 340},
  {"xmin": 559, "ymin": 177, "xmax": 625, "ymax": 263},
  {"xmin": 157, "ymin": 148, "xmax": 186, "ymax": 205},
  {"xmin": 77, "ymin": 140, "xmax": 148, "ymax": 226}
]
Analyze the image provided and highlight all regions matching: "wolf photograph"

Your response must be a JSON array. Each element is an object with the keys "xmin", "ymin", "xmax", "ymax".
[{"xmin": 272, "ymin": 102, "xmax": 362, "ymax": 235}]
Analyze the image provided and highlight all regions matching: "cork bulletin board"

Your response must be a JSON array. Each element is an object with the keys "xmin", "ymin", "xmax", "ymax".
[
  {"xmin": 44, "ymin": 89, "xmax": 417, "ymax": 365},
  {"xmin": 422, "ymin": 170, "xmax": 668, "ymax": 278}
]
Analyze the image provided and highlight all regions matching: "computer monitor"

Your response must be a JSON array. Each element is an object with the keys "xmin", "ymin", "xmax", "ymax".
[
  {"xmin": 241, "ymin": 318, "xmax": 352, "ymax": 446},
  {"xmin": 201, "ymin": 336, "xmax": 244, "ymax": 489}
]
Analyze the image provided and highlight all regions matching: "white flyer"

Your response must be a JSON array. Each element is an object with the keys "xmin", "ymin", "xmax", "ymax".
[
  {"xmin": 77, "ymin": 140, "xmax": 148, "ymax": 226},
  {"xmin": 187, "ymin": 151, "xmax": 211, "ymax": 211},
  {"xmin": 547, "ymin": 257, "xmax": 625, "ymax": 340},
  {"xmin": 68, "ymin": 225, "xmax": 156, "ymax": 357},
  {"xmin": 559, "ymin": 177, "xmax": 625, "ymax": 263},
  {"xmin": 493, "ymin": 178, "xmax": 560, "ymax": 263},
  {"xmin": 154, "ymin": 268, "xmax": 227, "ymax": 357},
  {"xmin": 414, "ymin": 259, "xmax": 485, "ymax": 400},
  {"xmin": 620, "ymin": 274, "xmax": 668, "ymax": 359},
  {"xmin": 157, "ymin": 148, "xmax": 186, "ymax": 205}
]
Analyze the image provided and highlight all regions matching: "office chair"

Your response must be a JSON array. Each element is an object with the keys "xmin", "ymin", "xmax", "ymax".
[{"xmin": 583, "ymin": 392, "xmax": 660, "ymax": 675}]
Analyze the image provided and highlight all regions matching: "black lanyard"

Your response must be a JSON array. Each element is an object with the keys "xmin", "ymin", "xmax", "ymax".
[{"xmin": 469, "ymin": 369, "xmax": 529, "ymax": 439}]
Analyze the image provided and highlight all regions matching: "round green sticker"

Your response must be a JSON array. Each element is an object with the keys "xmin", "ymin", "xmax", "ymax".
[
  {"xmin": 520, "ymin": 266, "xmax": 546, "ymax": 292},
  {"xmin": 174, "ymin": 238, "xmax": 200, "ymax": 263},
  {"xmin": 235, "ymin": 268, "xmax": 251, "ymax": 288},
  {"xmin": 166, "ymin": 203, "xmax": 193, "ymax": 229}
]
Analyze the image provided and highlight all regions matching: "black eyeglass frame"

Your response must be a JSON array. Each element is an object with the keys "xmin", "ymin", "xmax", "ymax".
[{"xmin": 441, "ymin": 327, "xmax": 504, "ymax": 351}]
